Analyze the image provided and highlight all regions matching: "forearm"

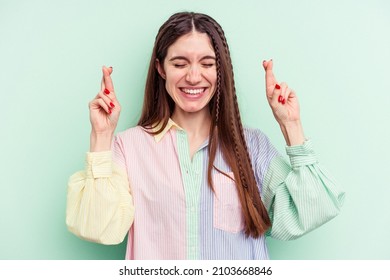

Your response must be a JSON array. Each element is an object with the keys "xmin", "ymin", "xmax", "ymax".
[{"xmin": 279, "ymin": 120, "xmax": 305, "ymax": 146}]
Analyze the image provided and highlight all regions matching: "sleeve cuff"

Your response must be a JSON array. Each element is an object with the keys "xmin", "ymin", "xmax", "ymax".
[
  {"xmin": 285, "ymin": 139, "xmax": 318, "ymax": 167},
  {"xmin": 85, "ymin": 151, "xmax": 112, "ymax": 178}
]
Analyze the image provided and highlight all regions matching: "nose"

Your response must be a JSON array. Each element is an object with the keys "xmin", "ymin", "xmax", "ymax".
[{"xmin": 185, "ymin": 65, "xmax": 201, "ymax": 84}]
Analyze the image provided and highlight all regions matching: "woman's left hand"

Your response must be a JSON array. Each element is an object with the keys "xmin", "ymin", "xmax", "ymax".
[{"xmin": 262, "ymin": 60, "xmax": 301, "ymax": 126}]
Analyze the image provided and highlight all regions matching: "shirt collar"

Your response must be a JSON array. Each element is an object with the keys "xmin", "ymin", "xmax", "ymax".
[{"xmin": 152, "ymin": 118, "xmax": 183, "ymax": 142}]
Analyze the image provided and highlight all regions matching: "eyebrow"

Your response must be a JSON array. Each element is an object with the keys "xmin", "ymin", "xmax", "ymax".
[{"xmin": 169, "ymin": 55, "xmax": 216, "ymax": 62}]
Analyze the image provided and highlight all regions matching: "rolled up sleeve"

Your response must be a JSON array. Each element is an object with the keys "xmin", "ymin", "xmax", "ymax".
[
  {"xmin": 66, "ymin": 151, "xmax": 134, "ymax": 245},
  {"xmin": 262, "ymin": 140, "xmax": 345, "ymax": 240}
]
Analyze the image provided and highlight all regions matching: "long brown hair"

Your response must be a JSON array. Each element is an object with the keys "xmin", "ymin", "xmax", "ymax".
[{"xmin": 138, "ymin": 12, "xmax": 271, "ymax": 237}]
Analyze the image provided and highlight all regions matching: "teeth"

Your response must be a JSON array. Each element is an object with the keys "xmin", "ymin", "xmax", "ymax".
[{"xmin": 182, "ymin": 88, "xmax": 204, "ymax": 95}]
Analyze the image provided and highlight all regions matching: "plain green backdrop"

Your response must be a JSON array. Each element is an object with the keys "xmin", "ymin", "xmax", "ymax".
[{"xmin": 1, "ymin": 0, "xmax": 389, "ymax": 259}]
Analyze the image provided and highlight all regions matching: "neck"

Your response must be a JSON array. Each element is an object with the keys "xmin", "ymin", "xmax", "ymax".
[{"xmin": 171, "ymin": 109, "xmax": 211, "ymax": 139}]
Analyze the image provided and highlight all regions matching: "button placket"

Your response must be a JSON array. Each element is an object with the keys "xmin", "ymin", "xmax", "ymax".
[{"xmin": 176, "ymin": 130, "xmax": 203, "ymax": 259}]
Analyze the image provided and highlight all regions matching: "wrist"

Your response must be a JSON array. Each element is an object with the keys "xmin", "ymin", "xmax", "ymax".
[
  {"xmin": 279, "ymin": 120, "xmax": 305, "ymax": 146},
  {"xmin": 90, "ymin": 130, "xmax": 113, "ymax": 152}
]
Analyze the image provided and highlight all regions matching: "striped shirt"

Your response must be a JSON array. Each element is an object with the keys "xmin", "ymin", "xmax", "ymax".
[{"xmin": 66, "ymin": 119, "xmax": 345, "ymax": 259}]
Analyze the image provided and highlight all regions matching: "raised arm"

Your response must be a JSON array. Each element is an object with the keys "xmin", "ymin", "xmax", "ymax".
[
  {"xmin": 66, "ymin": 66, "xmax": 133, "ymax": 245},
  {"xmin": 263, "ymin": 59, "xmax": 305, "ymax": 146},
  {"xmin": 252, "ymin": 60, "xmax": 345, "ymax": 240},
  {"xmin": 89, "ymin": 66, "xmax": 121, "ymax": 152}
]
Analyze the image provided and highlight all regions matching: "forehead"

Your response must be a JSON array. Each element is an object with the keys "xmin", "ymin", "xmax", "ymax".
[{"xmin": 166, "ymin": 31, "xmax": 215, "ymax": 58}]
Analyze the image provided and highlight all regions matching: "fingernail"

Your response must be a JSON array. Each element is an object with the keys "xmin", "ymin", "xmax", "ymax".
[
  {"xmin": 263, "ymin": 60, "xmax": 266, "ymax": 64},
  {"xmin": 278, "ymin": 95, "xmax": 283, "ymax": 103},
  {"xmin": 104, "ymin": 88, "xmax": 110, "ymax": 94},
  {"xmin": 275, "ymin": 84, "xmax": 281, "ymax": 90},
  {"xmin": 108, "ymin": 108, "xmax": 112, "ymax": 114},
  {"xmin": 109, "ymin": 66, "xmax": 113, "ymax": 69},
  {"xmin": 282, "ymin": 98, "xmax": 286, "ymax": 105},
  {"xmin": 110, "ymin": 102, "xmax": 115, "ymax": 108}
]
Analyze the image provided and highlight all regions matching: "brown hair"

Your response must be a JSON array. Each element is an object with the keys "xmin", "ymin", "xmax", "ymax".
[{"xmin": 138, "ymin": 12, "xmax": 271, "ymax": 237}]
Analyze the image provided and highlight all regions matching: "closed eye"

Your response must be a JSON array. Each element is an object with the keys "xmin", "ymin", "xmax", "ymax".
[{"xmin": 173, "ymin": 64, "xmax": 187, "ymax": 68}]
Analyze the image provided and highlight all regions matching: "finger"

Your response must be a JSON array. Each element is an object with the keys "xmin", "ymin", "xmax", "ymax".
[
  {"xmin": 100, "ymin": 66, "xmax": 114, "ymax": 92},
  {"xmin": 99, "ymin": 69, "xmax": 119, "ymax": 104},
  {"xmin": 283, "ymin": 87, "xmax": 292, "ymax": 105},
  {"xmin": 270, "ymin": 84, "xmax": 281, "ymax": 107},
  {"xmin": 280, "ymin": 82, "xmax": 287, "ymax": 102},
  {"xmin": 90, "ymin": 97, "xmax": 112, "ymax": 115},
  {"xmin": 262, "ymin": 60, "xmax": 268, "ymax": 70},
  {"xmin": 103, "ymin": 66, "xmax": 115, "ymax": 92},
  {"xmin": 95, "ymin": 86, "xmax": 121, "ymax": 113},
  {"xmin": 100, "ymin": 66, "xmax": 112, "ymax": 91},
  {"xmin": 96, "ymin": 98, "xmax": 112, "ymax": 115},
  {"xmin": 96, "ymin": 91, "xmax": 116, "ymax": 110},
  {"xmin": 101, "ymin": 87, "xmax": 119, "ymax": 104},
  {"xmin": 263, "ymin": 59, "xmax": 277, "ymax": 89}
]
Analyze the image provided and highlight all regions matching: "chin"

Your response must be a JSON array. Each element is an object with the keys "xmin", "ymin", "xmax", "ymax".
[{"xmin": 178, "ymin": 104, "xmax": 208, "ymax": 114}]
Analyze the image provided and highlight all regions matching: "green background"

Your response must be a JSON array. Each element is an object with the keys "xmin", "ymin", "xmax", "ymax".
[{"xmin": 1, "ymin": 0, "xmax": 389, "ymax": 259}]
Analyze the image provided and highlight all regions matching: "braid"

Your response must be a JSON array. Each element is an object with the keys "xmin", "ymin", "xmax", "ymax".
[
  {"xmin": 203, "ymin": 17, "xmax": 227, "ymax": 128},
  {"xmin": 206, "ymin": 17, "xmax": 251, "ymax": 189},
  {"xmin": 201, "ymin": 14, "xmax": 271, "ymax": 237},
  {"xmin": 210, "ymin": 19, "xmax": 255, "ymax": 175},
  {"xmin": 214, "ymin": 45, "xmax": 222, "ymax": 125}
]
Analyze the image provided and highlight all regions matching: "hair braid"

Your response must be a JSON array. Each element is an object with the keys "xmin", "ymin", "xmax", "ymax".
[
  {"xmin": 210, "ymin": 20, "xmax": 255, "ymax": 175},
  {"xmin": 214, "ymin": 48, "xmax": 222, "ymax": 125},
  {"xmin": 205, "ymin": 20, "xmax": 249, "ymax": 188},
  {"xmin": 203, "ymin": 15, "xmax": 271, "ymax": 236}
]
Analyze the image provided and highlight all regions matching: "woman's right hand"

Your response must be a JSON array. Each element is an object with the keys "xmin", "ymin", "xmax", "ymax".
[{"xmin": 89, "ymin": 66, "xmax": 121, "ymax": 152}]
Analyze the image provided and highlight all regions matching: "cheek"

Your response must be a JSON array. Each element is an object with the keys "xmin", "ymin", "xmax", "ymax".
[
  {"xmin": 165, "ymin": 71, "xmax": 182, "ymax": 87},
  {"xmin": 164, "ymin": 76, "xmax": 175, "ymax": 93},
  {"xmin": 209, "ymin": 73, "xmax": 217, "ymax": 88},
  {"xmin": 212, "ymin": 75, "xmax": 217, "ymax": 86},
  {"xmin": 207, "ymin": 69, "xmax": 217, "ymax": 85},
  {"xmin": 164, "ymin": 75, "xmax": 181, "ymax": 99}
]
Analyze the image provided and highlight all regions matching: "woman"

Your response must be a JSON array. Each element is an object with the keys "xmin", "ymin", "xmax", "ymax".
[{"xmin": 66, "ymin": 12, "xmax": 345, "ymax": 259}]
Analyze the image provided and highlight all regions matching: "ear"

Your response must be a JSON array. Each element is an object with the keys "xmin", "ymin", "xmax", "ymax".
[{"xmin": 155, "ymin": 59, "xmax": 166, "ymax": 79}]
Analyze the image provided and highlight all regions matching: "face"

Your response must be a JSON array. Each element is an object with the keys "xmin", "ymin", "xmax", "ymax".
[{"xmin": 157, "ymin": 31, "xmax": 217, "ymax": 118}]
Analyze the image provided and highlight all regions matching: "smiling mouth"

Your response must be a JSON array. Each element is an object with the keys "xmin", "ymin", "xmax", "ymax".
[{"xmin": 180, "ymin": 88, "xmax": 206, "ymax": 95}]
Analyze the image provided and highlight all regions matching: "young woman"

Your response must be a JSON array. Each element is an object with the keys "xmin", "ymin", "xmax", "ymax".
[{"xmin": 66, "ymin": 12, "xmax": 345, "ymax": 259}]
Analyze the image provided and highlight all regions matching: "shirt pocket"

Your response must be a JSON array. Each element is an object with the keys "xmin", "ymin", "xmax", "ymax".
[{"xmin": 213, "ymin": 172, "xmax": 245, "ymax": 233}]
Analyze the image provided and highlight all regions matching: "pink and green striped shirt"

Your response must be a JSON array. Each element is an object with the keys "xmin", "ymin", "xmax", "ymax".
[{"xmin": 67, "ymin": 119, "xmax": 345, "ymax": 259}]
